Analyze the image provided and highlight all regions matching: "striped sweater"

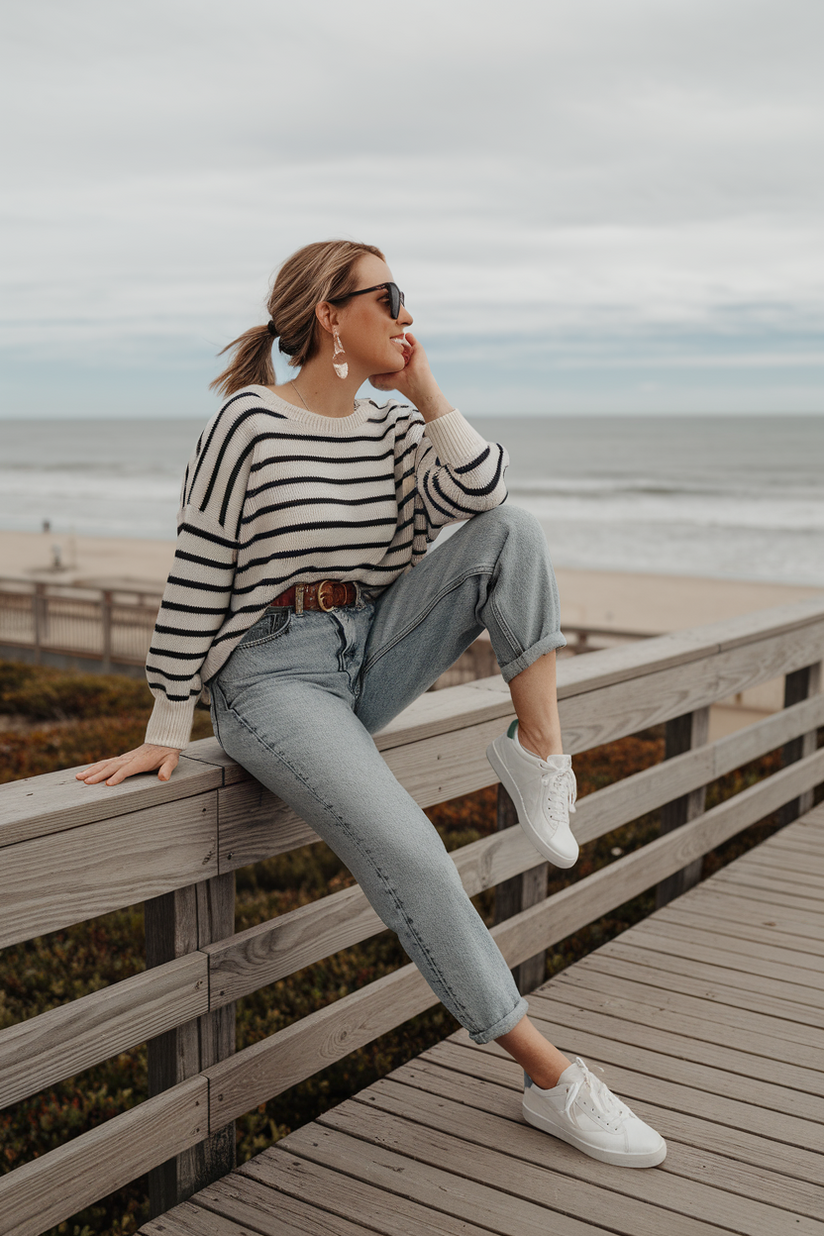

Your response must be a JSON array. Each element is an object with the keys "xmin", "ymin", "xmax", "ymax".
[{"xmin": 144, "ymin": 385, "xmax": 510, "ymax": 749}]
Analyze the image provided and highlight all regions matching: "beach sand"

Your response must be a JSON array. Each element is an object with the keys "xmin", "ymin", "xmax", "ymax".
[
  {"xmin": 2, "ymin": 528, "xmax": 821, "ymax": 740},
  {"xmin": 3, "ymin": 526, "xmax": 820, "ymax": 632},
  {"xmin": 2, "ymin": 528, "xmax": 820, "ymax": 630}
]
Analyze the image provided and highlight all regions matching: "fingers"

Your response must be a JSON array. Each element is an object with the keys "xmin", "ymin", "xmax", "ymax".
[
  {"xmin": 158, "ymin": 752, "xmax": 180, "ymax": 782},
  {"xmin": 75, "ymin": 745, "xmax": 182, "ymax": 786}
]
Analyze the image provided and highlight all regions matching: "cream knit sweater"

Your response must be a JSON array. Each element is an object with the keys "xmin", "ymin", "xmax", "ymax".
[{"xmin": 144, "ymin": 386, "xmax": 509, "ymax": 749}]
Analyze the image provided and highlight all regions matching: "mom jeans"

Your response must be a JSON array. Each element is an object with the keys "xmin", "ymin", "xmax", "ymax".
[{"xmin": 209, "ymin": 504, "xmax": 566, "ymax": 1044}]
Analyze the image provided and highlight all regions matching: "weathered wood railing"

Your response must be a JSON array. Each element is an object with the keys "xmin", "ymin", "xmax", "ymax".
[{"xmin": 1, "ymin": 598, "xmax": 823, "ymax": 1236}]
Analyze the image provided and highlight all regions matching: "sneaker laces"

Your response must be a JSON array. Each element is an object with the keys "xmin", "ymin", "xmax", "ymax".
[
  {"xmin": 562, "ymin": 1058, "xmax": 631, "ymax": 1129},
  {"xmin": 541, "ymin": 763, "xmax": 577, "ymax": 826}
]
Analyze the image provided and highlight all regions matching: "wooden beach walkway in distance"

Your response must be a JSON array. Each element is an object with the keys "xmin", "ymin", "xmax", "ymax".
[{"xmin": 140, "ymin": 804, "xmax": 824, "ymax": 1236}]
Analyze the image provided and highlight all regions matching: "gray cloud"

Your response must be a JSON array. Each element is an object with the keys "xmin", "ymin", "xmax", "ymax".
[{"xmin": 1, "ymin": 0, "xmax": 822, "ymax": 413}]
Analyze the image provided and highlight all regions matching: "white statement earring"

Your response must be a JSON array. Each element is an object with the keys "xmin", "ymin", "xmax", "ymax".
[{"xmin": 332, "ymin": 328, "xmax": 348, "ymax": 379}]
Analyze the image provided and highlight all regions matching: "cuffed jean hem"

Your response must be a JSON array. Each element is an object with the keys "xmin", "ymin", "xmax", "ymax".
[
  {"xmin": 469, "ymin": 995, "xmax": 530, "ymax": 1044},
  {"xmin": 499, "ymin": 631, "xmax": 568, "ymax": 685}
]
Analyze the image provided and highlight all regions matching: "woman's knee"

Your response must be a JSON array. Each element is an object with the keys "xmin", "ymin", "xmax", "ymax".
[{"xmin": 478, "ymin": 502, "xmax": 544, "ymax": 543}]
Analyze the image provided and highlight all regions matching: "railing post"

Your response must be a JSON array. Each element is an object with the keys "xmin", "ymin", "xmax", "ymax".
[
  {"xmin": 32, "ymin": 583, "xmax": 46, "ymax": 663},
  {"xmin": 780, "ymin": 661, "xmax": 823, "ymax": 824},
  {"xmin": 493, "ymin": 785, "xmax": 549, "ymax": 993},
  {"xmin": 655, "ymin": 706, "xmax": 710, "ymax": 909},
  {"xmin": 101, "ymin": 589, "xmax": 113, "ymax": 672},
  {"xmin": 144, "ymin": 872, "xmax": 236, "ymax": 1218}
]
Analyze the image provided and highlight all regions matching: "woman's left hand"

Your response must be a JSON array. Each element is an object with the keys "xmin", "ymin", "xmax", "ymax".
[
  {"xmin": 369, "ymin": 330, "xmax": 421, "ymax": 395},
  {"xmin": 370, "ymin": 333, "xmax": 454, "ymax": 419}
]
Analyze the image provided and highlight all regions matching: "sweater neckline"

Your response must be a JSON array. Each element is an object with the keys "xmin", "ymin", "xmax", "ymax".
[{"xmin": 248, "ymin": 385, "xmax": 383, "ymax": 433}]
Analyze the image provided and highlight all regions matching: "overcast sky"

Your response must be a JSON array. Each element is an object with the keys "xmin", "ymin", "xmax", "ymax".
[{"xmin": 2, "ymin": 0, "xmax": 822, "ymax": 418}]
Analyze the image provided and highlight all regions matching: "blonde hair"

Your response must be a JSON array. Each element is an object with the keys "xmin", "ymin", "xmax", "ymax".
[{"xmin": 210, "ymin": 239, "xmax": 385, "ymax": 397}]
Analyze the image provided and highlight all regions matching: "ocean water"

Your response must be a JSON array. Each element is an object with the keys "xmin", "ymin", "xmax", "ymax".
[{"xmin": 1, "ymin": 415, "xmax": 823, "ymax": 586}]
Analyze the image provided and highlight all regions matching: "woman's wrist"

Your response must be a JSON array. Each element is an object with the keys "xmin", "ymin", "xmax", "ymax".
[{"xmin": 408, "ymin": 381, "xmax": 454, "ymax": 421}]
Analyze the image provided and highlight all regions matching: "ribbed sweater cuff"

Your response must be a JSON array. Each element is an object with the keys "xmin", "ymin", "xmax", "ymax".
[
  {"xmin": 144, "ymin": 697, "xmax": 196, "ymax": 750},
  {"xmin": 423, "ymin": 408, "xmax": 490, "ymax": 463}
]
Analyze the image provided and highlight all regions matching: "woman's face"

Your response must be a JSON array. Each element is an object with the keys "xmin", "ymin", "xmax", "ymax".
[{"xmin": 330, "ymin": 254, "xmax": 414, "ymax": 376}]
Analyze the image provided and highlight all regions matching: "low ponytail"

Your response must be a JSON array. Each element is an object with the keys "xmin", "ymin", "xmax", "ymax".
[
  {"xmin": 209, "ymin": 240, "xmax": 385, "ymax": 399},
  {"xmin": 209, "ymin": 323, "xmax": 276, "ymax": 398}
]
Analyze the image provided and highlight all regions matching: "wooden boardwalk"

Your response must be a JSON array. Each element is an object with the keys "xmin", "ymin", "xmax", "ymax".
[{"xmin": 140, "ymin": 805, "xmax": 824, "ymax": 1236}]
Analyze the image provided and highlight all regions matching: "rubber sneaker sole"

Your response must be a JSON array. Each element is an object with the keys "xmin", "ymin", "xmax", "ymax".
[{"xmin": 523, "ymin": 1095, "xmax": 667, "ymax": 1168}]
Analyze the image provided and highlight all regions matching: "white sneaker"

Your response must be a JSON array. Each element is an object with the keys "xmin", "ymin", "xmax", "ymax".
[
  {"xmin": 523, "ymin": 1057, "xmax": 667, "ymax": 1168},
  {"xmin": 486, "ymin": 720, "xmax": 579, "ymax": 868}
]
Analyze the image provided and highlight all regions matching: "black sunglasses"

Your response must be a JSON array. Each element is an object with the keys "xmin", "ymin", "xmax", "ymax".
[{"xmin": 328, "ymin": 282, "xmax": 405, "ymax": 320}]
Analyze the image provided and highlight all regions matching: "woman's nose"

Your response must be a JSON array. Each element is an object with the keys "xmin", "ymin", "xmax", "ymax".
[{"xmin": 399, "ymin": 302, "xmax": 413, "ymax": 327}]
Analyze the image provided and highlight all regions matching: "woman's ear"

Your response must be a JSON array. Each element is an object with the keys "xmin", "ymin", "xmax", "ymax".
[{"xmin": 315, "ymin": 301, "xmax": 338, "ymax": 334}]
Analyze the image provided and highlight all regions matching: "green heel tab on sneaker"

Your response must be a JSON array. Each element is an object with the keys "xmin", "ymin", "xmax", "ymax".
[{"xmin": 507, "ymin": 719, "xmax": 519, "ymax": 740}]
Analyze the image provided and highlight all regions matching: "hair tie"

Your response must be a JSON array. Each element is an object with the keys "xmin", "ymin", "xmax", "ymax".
[{"xmin": 267, "ymin": 320, "xmax": 277, "ymax": 337}]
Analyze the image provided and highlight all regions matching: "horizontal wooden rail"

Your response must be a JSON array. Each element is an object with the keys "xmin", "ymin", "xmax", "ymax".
[
  {"xmin": 0, "ymin": 1077, "xmax": 207, "ymax": 1236},
  {"xmin": 0, "ymin": 955, "xmax": 207, "ymax": 1110},
  {"xmin": 3, "ymin": 678, "xmax": 824, "ymax": 1112}
]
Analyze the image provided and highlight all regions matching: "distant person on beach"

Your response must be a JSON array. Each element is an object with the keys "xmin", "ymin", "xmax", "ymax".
[{"xmin": 77, "ymin": 240, "xmax": 666, "ymax": 1169}]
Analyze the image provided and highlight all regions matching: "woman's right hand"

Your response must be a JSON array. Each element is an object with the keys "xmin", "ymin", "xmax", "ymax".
[{"xmin": 75, "ymin": 743, "xmax": 182, "ymax": 787}]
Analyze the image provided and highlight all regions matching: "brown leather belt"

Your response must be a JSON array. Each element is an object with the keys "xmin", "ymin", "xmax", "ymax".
[{"xmin": 268, "ymin": 580, "xmax": 360, "ymax": 614}]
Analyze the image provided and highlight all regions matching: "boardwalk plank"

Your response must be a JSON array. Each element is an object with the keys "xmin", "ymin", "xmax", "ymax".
[
  {"xmin": 645, "ymin": 904, "xmax": 824, "ymax": 957},
  {"xmin": 537, "ymin": 973, "xmax": 822, "ymax": 1071},
  {"xmin": 316, "ymin": 1096, "xmax": 752, "ymax": 1236},
  {"xmin": 599, "ymin": 940, "xmax": 824, "ymax": 1023},
  {"xmin": 741, "ymin": 837, "xmax": 824, "ymax": 865},
  {"xmin": 390, "ymin": 1057, "xmax": 824, "ymax": 1222},
  {"xmin": 762, "ymin": 833, "xmax": 824, "ymax": 856},
  {"xmin": 524, "ymin": 991, "xmax": 824, "ymax": 1109},
  {"xmin": 140, "ymin": 1199, "xmax": 260, "ymax": 1235},
  {"xmin": 613, "ymin": 926, "xmax": 824, "ymax": 994},
  {"xmin": 671, "ymin": 887, "xmax": 824, "ymax": 941},
  {"xmin": 689, "ymin": 878, "xmax": 824, "ymax": 914},
  {"xmin": 696, "ymin": 880, "xmax": 824, "ymax": 919},
  {"xmin": 355, "ymin": 1073, "xmax": 824, "ymax": 1236},
  {"xmin": 249, "ymin": 1126, "xmax": 603, "ymax": 1236},
  {"xmin": 628, "ymin": 917, "xmax": 824, "ymax": 977},
  {"xmin": 425, "ymin": 1039, "xmax": 824, "ymax": 1184},
  {"xmin": 551, "ymin": 961, "xmax": 822, "ymax": 1051},
  {"xmin": 707, "ymin": 867, "xmax": 824, "ymax": 907},
  {"xmin": 733, "ymin": 857, "xmax": 824, "ymax": 887},
  {"xmin": 230, "ymin": 1150, "xmax": 496, "ymax": 1235}
]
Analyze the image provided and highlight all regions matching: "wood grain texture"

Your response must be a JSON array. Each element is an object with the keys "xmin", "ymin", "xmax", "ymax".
[
  {"xmin": 276, "ymin": 1122, "xmax": 628, "ymax": 1236},
  {"xmin": 558, "ymin": 622, "xmax": 824, "ymax": 754},
  {"xmin": 206, "ymin": 962, "xmax": 437, "ymax": 1126},
  {"xmin": 390, "ymin": 1056, "xmax": 824, "ymax": 1221},
  {"xmin": 656, "ymin": 705, "xmax": 709, "ymax": 907},
  {"xmin": 233, "ymin": 1151, "xmax": 497, "ymax": 1236},
  {"xmin": 0, "ymin": 753, "xmax": 221, "ymax": 848},
  {"xmin": 351, "ymin": 1075, "xmax": 824, "ymax": 1236},
  {"xmin": 430, "ymin": 1036, "xmax": 824, "ymax": 1185},
  {"xmin": 598, "ymin": 938, "xmax": 824, "ymax": 1022},
  {"xmin": 2, "ymin": 795, "xmax": 218, "ymax": 948},
  {"xmin": 0, "ymin": 954, "xmax": 207, "ymax": 1110},
  {"xmin": 146, "ymin": 875, "xmax": 236, "ymax": 1217},
  {"xmin": 571, "ymin": 950, "xmax": 824, "ymax": 1040},
  {"xmin": 543, "ymin": 967, "xmax": 821, "ymax": 1068},
  {"xmin": 309, "ymin": 1103, "xmax": 735, "ymax": 1236},
  {"xmin": 0, "ymin": 1077, "xmax": 207, "ymax": 1236}
]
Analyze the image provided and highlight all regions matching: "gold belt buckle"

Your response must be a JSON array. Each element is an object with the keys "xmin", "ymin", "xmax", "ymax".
[{"xmin": 317, "ymin": 580, "xmax": 337, "ymax": 611}]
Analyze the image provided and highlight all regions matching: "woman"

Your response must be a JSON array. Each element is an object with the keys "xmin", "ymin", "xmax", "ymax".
[{"xmin": 78, "ymin": 240, "xmax": 665, "ymax": 1168}]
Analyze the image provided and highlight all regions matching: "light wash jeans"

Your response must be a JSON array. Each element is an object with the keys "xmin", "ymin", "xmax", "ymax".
[{"xmin": 209, "ymin": 504, "xmax": 566, "ymax": 1043}]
